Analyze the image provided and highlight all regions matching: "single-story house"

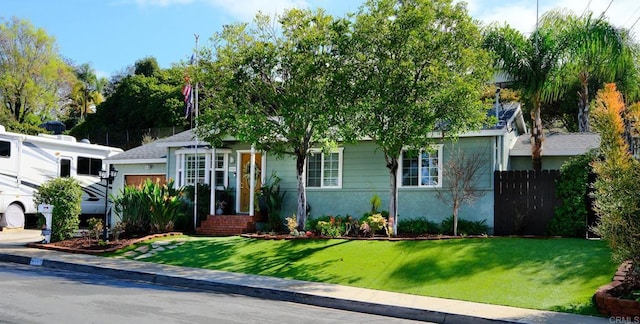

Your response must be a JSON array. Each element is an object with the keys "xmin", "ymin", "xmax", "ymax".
[
  {"xmin": 105, "ymin": 102, "xmax": 533, "ymax": 234},
  {"xmin": 105, "ymin": 103, "xmax": 601, "ymax": 235}
]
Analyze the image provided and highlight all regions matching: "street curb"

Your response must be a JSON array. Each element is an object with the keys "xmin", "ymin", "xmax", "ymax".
[{"xmin": 0, "ymin": 252, "xmax": 513, "ymax": 324}]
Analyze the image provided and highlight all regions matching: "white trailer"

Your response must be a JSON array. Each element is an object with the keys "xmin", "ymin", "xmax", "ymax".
[{"xmin": 0, "ymin": 125, "xmax": 123, "ymax": 229}]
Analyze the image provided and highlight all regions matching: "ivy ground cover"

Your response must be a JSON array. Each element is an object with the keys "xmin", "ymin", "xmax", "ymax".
[{"xmin": 112, "ymin": 237, "xmax": 615, "ymax": 315}]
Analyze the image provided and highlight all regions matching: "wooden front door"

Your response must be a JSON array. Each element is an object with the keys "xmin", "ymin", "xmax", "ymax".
[{"xmin": 239, "ymin": 152, "xmax": 262, "ymax": 213}]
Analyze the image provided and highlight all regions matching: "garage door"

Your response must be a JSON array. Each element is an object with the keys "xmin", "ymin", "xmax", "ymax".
[{"xmin": 125, "ymin": 174, "xmax": 167, "ymax": 187}]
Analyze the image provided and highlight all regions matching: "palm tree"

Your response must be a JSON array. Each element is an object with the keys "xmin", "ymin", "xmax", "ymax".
[
  {"xmin": 483, "ymin": 22, "xmax": 563, "ymax": 171},
  {"xmin": 542, "ymin": 10, "xmax": 630, "ymax": 133},
  {"xmin": 73, "ymin": 63, "xmax": 105, "ymax": 119}
]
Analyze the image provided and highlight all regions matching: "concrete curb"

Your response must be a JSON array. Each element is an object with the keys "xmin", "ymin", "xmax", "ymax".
[{"xmin": 0, "ymin": 252, "xmax": 510, "ymax": 323}]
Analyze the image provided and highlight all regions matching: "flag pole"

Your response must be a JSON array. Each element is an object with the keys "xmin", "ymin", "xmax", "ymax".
[{"xmin": 193, "ymin": 34, "xmax": 200, "ymax": 234}]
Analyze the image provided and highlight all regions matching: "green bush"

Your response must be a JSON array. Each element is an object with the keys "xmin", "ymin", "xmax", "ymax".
[
  {"xmin": 360, "ymin": 213, "xmax": 390, "ymax": 237},
  {"xmin": 548, "ymin": 151, "xmax": 597, "ymax": 237},
  {"xmin": 397, "ymin": 217, "xmax": 435, "ymax": 236},
  {"xmin": 260, "ymin": 172, "xmax": 286, "ymax": 232},
  {"xmin": 33, "ymin": 177, "xmax": 83, "ymax": 242},
  {"xmin": 143, "ymin": 179, "xmax": 185, "ymax": 233},
  {"xmin": 440, "ymin": 216, "xmax": 488, "ymax": 236},
  {"xmin": 181, "ymin": 183, "xmax": 211, "ymax": 230},
  {"xmin": 113, "ymin": 185, "xmax": 150, "ymax": 235},
  {"xmin": 113, "ymin": 179, "xmax": 187, "ymax": 235}
]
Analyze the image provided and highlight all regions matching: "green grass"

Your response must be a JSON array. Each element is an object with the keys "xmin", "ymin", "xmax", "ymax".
[{"xmin": 111, "ymin": 237, "xmax": 615, "ymax": 315}]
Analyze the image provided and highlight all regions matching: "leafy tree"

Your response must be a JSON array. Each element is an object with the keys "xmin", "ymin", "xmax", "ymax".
[
  {"xmin": 542, "ymin": 10, "xmax": 632, "ymax": 132},
  {"xmin": 70, "ymin": 58, "xmax": 187, "ymax": 148},
  {"xmin": 435, "ymin": 147, "xmax": 486, "ymax": 236},
  {"xmin": 196, "ymin": 9, "xmax": 352, "ymax": 230},
  {"xmin": 591, "ymin": 83, "xmax": 640, "ymax": 264},
  {"xmin": 483, "ymin": 14, "xmax": 564, "ymax": 171},
  {"xmin": 0, "ymin": 17, "xmax": 74, "ymax": 124},
  {"xmin": 346, "ymin": 0, "xmax": 492, "ymax": 233}
]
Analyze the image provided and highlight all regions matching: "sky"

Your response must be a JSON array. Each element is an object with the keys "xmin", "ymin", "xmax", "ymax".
[{"xmin": 2, "ymin": 0, "xmax": 640, "ymax": 79}]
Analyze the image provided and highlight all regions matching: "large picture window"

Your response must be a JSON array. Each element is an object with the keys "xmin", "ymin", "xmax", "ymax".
[
  {"xmin": 306, "ymin": 148, "xmax": 343, "ymax": 188},
  {"xmin": 400, "ymin": 147, "xmax": 442, "ymax": 187}
]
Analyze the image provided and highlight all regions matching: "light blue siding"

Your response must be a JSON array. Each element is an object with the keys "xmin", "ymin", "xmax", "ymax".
[{"xmin": 266, "ymin": 138, "xmax": 497, "ymax": 229}]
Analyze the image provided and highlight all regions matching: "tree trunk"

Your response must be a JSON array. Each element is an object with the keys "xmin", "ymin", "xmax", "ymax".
[
  {"xmin": 295, "ymin": 153, "xmax": 307, "ymax": 232},
  {"xmin": 578, "ymin": 73, "xmax": 590, "ymax": 132},
  {"xmin": 531, "ymin": 93, "xmax": 544, "ymax": 172},
  {"xmin": 453, "ymin": 201, "xmax": 459, "ymax": 236},
  {"xmin": 387, "ymin": 157, "xmax": 399, "ymax": 236}
]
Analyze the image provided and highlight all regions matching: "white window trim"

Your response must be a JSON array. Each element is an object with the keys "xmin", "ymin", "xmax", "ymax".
[
  {"xmin": 305, "ymin": 147, "xmax": 344, "ymax": 189},
  {"xmin": 398, "ymin": 145, "xmax": 443, "ymax": 188},
  {"xmin": 175, "ymin": 148, "xmax": 215, "ymax": 187},
  {"xmin": 213, "ymin": 149, "xmax": 232, "ymax": 190}
]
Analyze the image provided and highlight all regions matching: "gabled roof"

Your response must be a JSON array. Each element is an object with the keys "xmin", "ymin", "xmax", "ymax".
[{"xmin": 510, "ymin": 133, "xmax": 601, "ymax": 156}]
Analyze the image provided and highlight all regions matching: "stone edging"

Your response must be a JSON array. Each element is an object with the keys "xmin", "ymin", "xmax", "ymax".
[
  {"xmin": 594, "ymin": 260, "xmax": 640, "ymax": 317},
  {"xmin": 26, "ymin": 232, "xmax": 184, "ymax": 255}
]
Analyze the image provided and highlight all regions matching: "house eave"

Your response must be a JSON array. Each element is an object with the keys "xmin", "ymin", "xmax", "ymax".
[{"xmin": 107, "ymin": 158, "xmax": 166, "ymax": 165}]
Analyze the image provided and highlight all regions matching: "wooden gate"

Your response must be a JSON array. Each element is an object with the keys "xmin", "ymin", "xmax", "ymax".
[{"xmin": 494, "ymin": 170, "xmax": 560, "ymax": 236}]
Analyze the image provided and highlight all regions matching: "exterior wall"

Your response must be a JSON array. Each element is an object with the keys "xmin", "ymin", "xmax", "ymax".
[
  {"xmin": 267, "ymin": 137, "xmax": 497, "ymax": 228},
  {"xmin": 510, "ymin": 155, "xmax": 572, "ymax": 170}
]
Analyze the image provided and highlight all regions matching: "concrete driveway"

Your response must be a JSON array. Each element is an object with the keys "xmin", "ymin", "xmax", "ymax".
[{"xmin": 0, "ymin": 229, "xmax": 43, "ymax": 246}]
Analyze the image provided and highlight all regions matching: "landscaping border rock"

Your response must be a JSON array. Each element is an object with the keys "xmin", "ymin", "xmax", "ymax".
[{"xmin": 594, "ymin": 261, "xmax": 640, "ymax": 317}]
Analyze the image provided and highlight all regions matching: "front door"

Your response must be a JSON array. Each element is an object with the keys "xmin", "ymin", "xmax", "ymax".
[{"xmin": 239, "ymin": 152, "xmax": 262, "ymax": 213}]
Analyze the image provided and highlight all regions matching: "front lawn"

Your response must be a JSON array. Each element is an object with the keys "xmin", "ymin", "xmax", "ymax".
[{"xmin": 112, "ymin": 237, "xmax": 615, "ymax": 315}]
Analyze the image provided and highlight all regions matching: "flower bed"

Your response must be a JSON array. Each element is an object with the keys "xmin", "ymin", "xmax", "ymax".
[{"xmin": 594, "ymin": 261, "xmax": 640, "ymax": 317}]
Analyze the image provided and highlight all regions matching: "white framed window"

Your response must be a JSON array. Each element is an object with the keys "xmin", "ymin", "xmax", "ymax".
[
  {"xmin": 306, "ymin": 148, "xmax": 343, "ymax": 188},
  {"xmin": 176, "ymin": 148, "xmax": 213, "ymax": 187},
  {"xmin": 400, "ymin": 146, "xmax": 442, "ymax": 188},
  {"xmin": 213, "ymin": 151, "xmax": 230, "ymax": 190}
]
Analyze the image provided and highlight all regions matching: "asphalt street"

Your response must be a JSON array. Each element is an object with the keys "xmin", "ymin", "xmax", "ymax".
[{"xmin": 0, "ymin": 262, "xmax": 423, "ymax": 324}]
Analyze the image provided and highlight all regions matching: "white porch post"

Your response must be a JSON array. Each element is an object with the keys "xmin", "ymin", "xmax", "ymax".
[
  {"xmin": 210, "ymin": 148, "xmax": 216, "ymax": 215},
  {"xmin": 249, "ymin": 145, "xmax": 255, "ymax": 216}
]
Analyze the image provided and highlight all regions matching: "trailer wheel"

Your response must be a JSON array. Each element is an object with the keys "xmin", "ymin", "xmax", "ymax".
[{"xmin": 0, "ymin": 203, "xmax": 25, "ymax": 229}]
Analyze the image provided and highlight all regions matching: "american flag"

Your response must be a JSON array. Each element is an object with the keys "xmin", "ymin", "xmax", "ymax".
[{"xmin": 183, "ymin": 79, "xmax": 192, "ymax": 117}]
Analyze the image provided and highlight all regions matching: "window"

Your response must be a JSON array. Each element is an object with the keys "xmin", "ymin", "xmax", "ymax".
[
  {"xmin": 0, "ymin": 141, "xmax": 9, "ymax": 157},
  {"xmin": 185, "ymin": 154, "xmax": 206, "ymax": 185},
  {"xmin": 59, "ymin": 158, "xmax": 71, "ymax": 177},
  {"xmin": 77, "ymin": 157, "xmax": 102, "ymax": 176},
  {"xmin": 400, "ymin": 147, "xmax": 442, "ymax": 187},
  {"xmin": 213, "ymin": 153, "xmax": 228, "ymax": 189},
  {"xmin": 306, "ymin": 149, "xmax": 342, "ymax": 188}
]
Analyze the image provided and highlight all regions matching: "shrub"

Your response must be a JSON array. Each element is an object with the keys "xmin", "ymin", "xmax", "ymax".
[
  {"xmin": 113, "ymin": 185, "xmax": 150, "ymax": 235},
  {"xmin": 285, "ymin": 215, "xmax": 298, "ymax": 235},
  {"xmin": 397, "ymin": 217, "xmax": 433, "ymax": 236},
  {"xmin": 113, "ymin": 179, "xmax": 187, "ymax": 235},
  {"xmin": 87, "ymin": 217, "xmax": 103, "ymax": 241},
  {"xmin": 308, "ymin": 215, "xmax": 354, "ymax": 237},
  {"xmin": 548, "ymin": 151, "xmax": 597, "ymax": 237},
  {"xmin": 181, "ymin": 183, "xmax": 211, "ymax": 229},
  {"xmin": 33, "ymin": 177, "xmax": 83, "ymax": 242},
  {"xmin": 143, "ymin": 179, "xmax": 185, "ymax": 233},
  {"xmin": 360, "ymin": 213, "xmax": 391, "ymax": 237},
  {"xmin": 440, "ymin": 216, "xmax": 488, "ymax": 236},
  {"xmin": 260, "ymin": 172, "xmax": 286, "ymax": 232},
  {"xmin": 591, "ymin": 83, "xmax": 640, "ymax": 264}
]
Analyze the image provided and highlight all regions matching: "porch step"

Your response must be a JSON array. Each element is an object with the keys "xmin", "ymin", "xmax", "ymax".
[{"xmin": 196, "ymin": 215, "xmax": 255, "ymax": 236}]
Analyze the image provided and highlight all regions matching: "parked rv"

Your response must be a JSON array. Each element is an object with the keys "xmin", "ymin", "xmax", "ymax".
[{"xmin": 0, "ymin": 125, "xmax": 123, "ymax": 229}]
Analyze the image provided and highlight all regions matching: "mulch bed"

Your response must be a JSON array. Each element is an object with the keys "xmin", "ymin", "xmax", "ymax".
[{"xmin": 26, "ymin": 232, "xmax": 183, "ymax": 255}]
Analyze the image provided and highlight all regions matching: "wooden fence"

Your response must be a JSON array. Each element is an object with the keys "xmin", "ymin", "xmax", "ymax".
[{"xmin": 493, "ymin": 170, "xmax": 560, "ymax": 236}]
